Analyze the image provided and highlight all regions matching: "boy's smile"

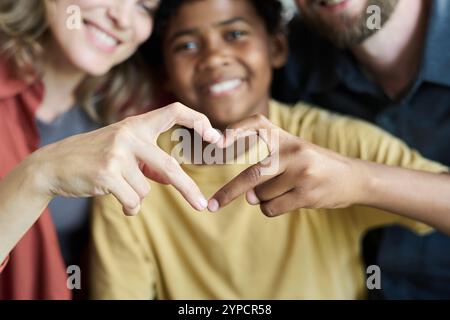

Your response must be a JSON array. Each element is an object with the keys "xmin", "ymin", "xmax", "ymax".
[{"xmin": 161, "ymin": 0, "xmax": 287, "ymax": 130}]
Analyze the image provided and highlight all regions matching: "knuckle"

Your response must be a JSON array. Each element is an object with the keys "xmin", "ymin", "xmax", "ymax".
[
  {"xmin": 304, "ymin": 164, "xmax": 324, "ymax": 182},
  {"xmin": 215, "ymin": 187, "xmax": 232, "ymax": 204},
  {"xmin": 170, "ymin": 102, "xmax": 185, "ymax": 114},
  {"xmin": 137, "ymin": 183, "xmax": 150, "ymax": 199},
  {"xmin": 124, "ymin": 197, "xmax": 139, "ymax": 210},
  {"xmin": 102, "ymin": 150, "xmax": 125, "ymax": 171},
  {"xmin": 91, "ymin": 185, "xmax": 108, "ymax": 197},
  {"xmin": 110, "ymin": 124, "xmax": 135, "ymax": 148},
  {"xmin": 289, "ymin": 142, "xmax": 303, "ymax": 156},
  {"xmin": 254, "ymin": 114, "xmax": 268, "ymax": 125},
  {"xmin": 301, "ymin": 146, "xmax": 319, "ymax": 164},
  {"xmin": 299, "ymin": 156, "xmax": 320, "ymax": 178},
  {"xmin": 120, "ymin": 191, "xmax": 140, "ymax": 209},
  {"xmin": 199, "ymin": 113, "xmax": 209, "ymax": 125},
  {"xmin": 96, "ymin": 161, "xmax": 116, "ymax": 183},
  {"xmin": 92, "ymin": 171, "xmax": 116, "ymax": 194},
  {"xmin": 245, "ymin": 165, "xmax": 262, "ymax": 184},
  {"xmin": 253, "ymin": 114, "xmax": 264, "ymax": 121},
  {"xmin": 96, "ymin": 154, "xmax": 127, "ymax": 186},
  {"xmin": 162, "ymin": 157, "xmax": 180, "ymax": 179},
  {"xmin": 302, "ymin": 166, "xmax": 316, "ymax": 179},
  {"xmin": 114, "ymin": 121, "xmax": 131, "ymax": 136}
]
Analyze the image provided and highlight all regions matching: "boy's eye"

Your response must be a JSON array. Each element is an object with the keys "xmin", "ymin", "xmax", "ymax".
[
  {"xmin": 225, "ymin": 30, "xmax": 248, "ymax": 41},
  {"xmin": 174, "ymin": 41, "xmax": 198, "ymax": 52}
]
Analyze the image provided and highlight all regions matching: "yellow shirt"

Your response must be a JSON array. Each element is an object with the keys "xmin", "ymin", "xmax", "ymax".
[{"xmin": 90, "ymin": 100, "xmax": 447, "ymax": 300}]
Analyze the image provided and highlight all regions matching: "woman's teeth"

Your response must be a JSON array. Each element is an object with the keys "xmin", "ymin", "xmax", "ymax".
[
  {"xmin": 87, "ymin": 24, "xmax": 118, "ymax": 47},
  {"xmin": 209, "ymin": 79, "xmax": 242, "ymax": 95}
]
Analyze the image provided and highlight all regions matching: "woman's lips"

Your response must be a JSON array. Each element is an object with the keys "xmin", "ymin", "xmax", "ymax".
[{"xmin": 84, "ymin": 20, "xmax": 121, "ymax": 53}]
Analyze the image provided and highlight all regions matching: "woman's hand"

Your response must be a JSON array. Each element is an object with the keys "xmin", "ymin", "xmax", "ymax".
[
  {"xmin": 32, "ymin": 102, "xmax": 221, "ymax": 215},
  {"xmin": 208, "ymin": 114, "xmax": 364, "ymax": 216}
]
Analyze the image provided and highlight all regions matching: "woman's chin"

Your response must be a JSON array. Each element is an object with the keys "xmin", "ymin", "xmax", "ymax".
[
  {"xmin": 86, "ymin": 67, "xmax": 110, "ymax": 77},
  {"xmin": 83, "ymin": 62, "xmax": 112, "ymax": 77},
  {"xmin": 71, "ymin": 55, "xmax": 115, "ymax": 77}
]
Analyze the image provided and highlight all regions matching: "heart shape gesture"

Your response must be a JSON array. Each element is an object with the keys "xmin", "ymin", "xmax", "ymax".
[{"xmin": 207, "ymin": 114, "xmax": 362, "ymax": 217}]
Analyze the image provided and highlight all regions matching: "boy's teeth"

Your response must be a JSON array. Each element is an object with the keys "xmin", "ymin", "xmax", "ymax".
[
  {"xmin": 209, "ymin": 79, "xmax": 242, "ymax": 94},
  {"xmin": 88, "ymin": 25, "xmax": 118, "ymax": 47}
]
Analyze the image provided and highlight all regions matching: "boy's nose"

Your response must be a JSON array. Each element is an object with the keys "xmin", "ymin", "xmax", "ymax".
[
  {"xmin": 202, "ymin": 51, "xmax": 231, "ymax": 70},
  {"xmin": 199, "ymin": 40, "xmax": 232, "ymax": 71}
]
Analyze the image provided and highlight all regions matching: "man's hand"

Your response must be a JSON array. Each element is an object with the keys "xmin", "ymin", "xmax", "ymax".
[{"xmin": 208, "ymin": 114, "xmax": 365, "ymax": 217}]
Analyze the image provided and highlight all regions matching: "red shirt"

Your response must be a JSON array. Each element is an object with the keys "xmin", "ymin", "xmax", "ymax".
[
  {"xmin": 0, "ymin": 256, "xmax": 8, "ymax": 273},
  {"xmin": 0, "ymin": 59, "xmax": 71, "ymax": 299}
]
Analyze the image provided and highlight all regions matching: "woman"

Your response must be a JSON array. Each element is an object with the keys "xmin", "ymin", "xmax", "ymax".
[{"xmin": 0, "ymin": 0, "xmax": 219, "ymax": 299}]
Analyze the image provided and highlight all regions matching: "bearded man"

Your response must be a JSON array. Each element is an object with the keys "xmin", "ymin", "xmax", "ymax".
[{"xmin": 273, "ymin": 0, "xmax": 450, "ymax": 299}]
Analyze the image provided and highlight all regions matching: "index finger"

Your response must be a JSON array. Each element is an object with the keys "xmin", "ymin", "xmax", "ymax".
[
  {"xmin": 208, "ymin": 154, "xmax": 282, "ymax": 212},
  {"xmin": 136, "ymin": 145, "xmax": 208, "ymax": 211}
]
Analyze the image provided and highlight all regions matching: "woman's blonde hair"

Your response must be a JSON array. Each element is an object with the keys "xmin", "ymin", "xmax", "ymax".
[{"xmin": 0, "ymin": 0, "xmax": 153, "ymax": 124}]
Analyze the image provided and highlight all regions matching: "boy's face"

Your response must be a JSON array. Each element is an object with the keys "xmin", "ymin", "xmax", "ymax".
[{"xmin": 162, "ymin": 0, "xmax": 287, "ymax": 130}]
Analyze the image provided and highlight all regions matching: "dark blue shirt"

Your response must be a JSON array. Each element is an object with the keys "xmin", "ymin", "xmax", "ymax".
[
  {"xmin": 273, "ymin": 0, "xmax": 450, "ymax": 166},
  {"xmin": 272, "ymin": 0, "xmax": 450, "ymax": 299}
]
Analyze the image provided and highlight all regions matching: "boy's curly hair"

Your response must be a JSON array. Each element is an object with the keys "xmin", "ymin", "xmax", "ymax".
[{"xmin": 143, "ymin": 0, "xmax": 284, "ymax": 67}]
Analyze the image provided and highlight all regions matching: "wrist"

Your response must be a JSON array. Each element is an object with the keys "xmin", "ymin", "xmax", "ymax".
[
  {"xmin": 349, "ymin": 158, "xmax": 378, "ymax": 206},
  {"xmin": 22, "ymin": 149, "xmax": 57, "ymax": 202}
]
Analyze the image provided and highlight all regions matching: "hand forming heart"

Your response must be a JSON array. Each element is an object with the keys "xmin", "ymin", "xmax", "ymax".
[
  {"xmin": 31, "ymin": 103, "xmax": 222, "ymax": 216},
  {"xmin": 208, "ymin": 114, "xmax": 364, "ymax": 217}
]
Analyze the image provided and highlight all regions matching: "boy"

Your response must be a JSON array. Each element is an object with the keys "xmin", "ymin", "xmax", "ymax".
[{"xmin": 90, "ymin": 0, "xmax": 448, "ymax": 299}]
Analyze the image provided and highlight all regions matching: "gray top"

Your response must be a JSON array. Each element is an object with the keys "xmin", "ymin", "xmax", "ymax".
[{"xmin": 37, "ymin": 106, "xmax": 101, "ymax": 267}]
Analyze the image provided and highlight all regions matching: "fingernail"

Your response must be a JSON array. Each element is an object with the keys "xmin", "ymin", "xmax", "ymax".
[
  {"xmin": 221, "ymin": 136, "xmax": 232, "ymax": 149},
  {"xmin": 198, "ymin": 197, "xmax": 208, "ymax": 211},
  {"xmin": 246, "ymin": 189, "xmax": 260, "ymax": 205},
  {"xmin": 207, "ymin": 129, "xmax": 222, "ymax": 143},
  {"xmin": 208, "ymin": 198, "xmax": 220, "ymax": 213},
  {"xmin": 216, "ymin": 136, "xmax": 226, "ymax": 149}
]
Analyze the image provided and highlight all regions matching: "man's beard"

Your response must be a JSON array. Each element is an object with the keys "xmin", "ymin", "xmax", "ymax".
[{"xmin": 301, "ymin": 0, "xmax": 399, "ymax": 48}]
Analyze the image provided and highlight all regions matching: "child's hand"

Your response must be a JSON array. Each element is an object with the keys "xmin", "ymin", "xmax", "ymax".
[{"xmin": 208, "ymin": 114, "xmax": 366, "ymax": 216}]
